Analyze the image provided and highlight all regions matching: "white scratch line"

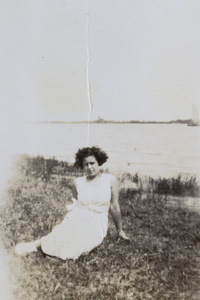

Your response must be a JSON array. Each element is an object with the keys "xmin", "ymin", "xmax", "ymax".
[{"xmin": 86, "ymin": 0, "xmax": 92, "ymax": 146}]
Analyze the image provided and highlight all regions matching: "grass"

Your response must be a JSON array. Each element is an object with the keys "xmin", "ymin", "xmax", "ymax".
[
  {"xmin": 0, "ymin": 155, "xmax": 200, "ymax": 299},
  {"xmin": 118, "ymin": 172, "xmax": 200, "ymax": 197}
]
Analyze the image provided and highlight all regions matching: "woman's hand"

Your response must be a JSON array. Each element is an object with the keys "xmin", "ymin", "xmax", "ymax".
[
  {"xmin": 118, "ymin": 230, "xmax": 130, "ymax": 240},
  {"xmin": 66, "ymin": 198, "xmax": 78, "ymax": 211}
]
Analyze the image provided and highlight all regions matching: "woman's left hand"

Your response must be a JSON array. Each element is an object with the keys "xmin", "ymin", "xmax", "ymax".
[{"xmin": 118, "ymin": 230, "xmax": 130, "ymax": 240}]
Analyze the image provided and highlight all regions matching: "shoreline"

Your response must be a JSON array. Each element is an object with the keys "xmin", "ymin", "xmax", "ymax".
[
  {"xmin": 12, "ymin": 154, "xmax": 200, "ymax": 198},
  {"xmin": 12, "ymin": 153, "xmax": 200, "ymax": 183}
]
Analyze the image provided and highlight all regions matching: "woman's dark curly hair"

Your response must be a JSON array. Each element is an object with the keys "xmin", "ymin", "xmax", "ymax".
[{"xmin": 74, "ymin": 146, "xmax": 109, "ymax": 169}]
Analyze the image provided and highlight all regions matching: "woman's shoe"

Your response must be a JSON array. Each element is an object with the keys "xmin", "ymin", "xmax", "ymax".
[{"xmin": 15, "ymin": 242, "xmax": 38, "ymax": 255}]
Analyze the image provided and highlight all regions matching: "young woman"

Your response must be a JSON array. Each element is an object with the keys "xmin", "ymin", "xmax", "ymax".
[{"xmin": 15, "ymin": 146, "xmax": 129, "ymax": 260}]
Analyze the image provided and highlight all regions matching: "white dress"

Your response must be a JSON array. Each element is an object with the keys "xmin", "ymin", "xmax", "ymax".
[{"xmin": 41, "ymin": 174, "xmax": 112, "ymax": 260}]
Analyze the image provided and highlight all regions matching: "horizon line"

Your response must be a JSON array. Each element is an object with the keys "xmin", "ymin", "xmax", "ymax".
[{"xmin": 29, "ymin": 118, "xmax": 192, "ymax": 124}]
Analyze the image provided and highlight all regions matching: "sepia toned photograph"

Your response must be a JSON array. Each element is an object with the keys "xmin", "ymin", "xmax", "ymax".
[{"xmin": 0, "ymin": 1, "xmax": 200, "ymax": 299}]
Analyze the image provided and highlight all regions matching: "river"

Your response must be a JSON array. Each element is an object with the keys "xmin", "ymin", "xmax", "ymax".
[{"xmin": 4, "ymin": 122, "xmax": 199, "ymax": 180}]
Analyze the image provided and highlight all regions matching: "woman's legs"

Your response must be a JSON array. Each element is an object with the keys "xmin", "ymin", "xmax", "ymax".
[{"xmin": 15, "ymin": 239, "xmax": 42, "ymax": 255}]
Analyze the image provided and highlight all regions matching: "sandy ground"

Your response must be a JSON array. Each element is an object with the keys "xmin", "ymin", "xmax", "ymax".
[{"xmin": 166, "ymin": 195, "xmax": 200, "ymax": 213}]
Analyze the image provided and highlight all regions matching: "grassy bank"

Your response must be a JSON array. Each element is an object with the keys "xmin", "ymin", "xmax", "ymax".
[
  {"xmin": 0, "ymin": 155, "xmax": 200, "ymax": 299},
  {"xmin": 13, "ymin": 154, "xmax": 200, "ymax": 197}
]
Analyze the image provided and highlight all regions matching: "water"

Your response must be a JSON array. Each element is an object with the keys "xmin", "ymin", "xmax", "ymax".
[{"xmin": 9, "ymin": 123, "xmax": 200, "ymax": 180}]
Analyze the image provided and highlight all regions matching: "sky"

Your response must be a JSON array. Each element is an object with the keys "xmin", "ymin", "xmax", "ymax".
[{"xmin": 0, "ymin": 0, "xmax": 200, "ymax": 125}]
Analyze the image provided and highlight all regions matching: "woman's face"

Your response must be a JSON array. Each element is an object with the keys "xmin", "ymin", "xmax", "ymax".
[{"xmin": 83, "ymin": 155, "xmax": 100, "ymax": 178}]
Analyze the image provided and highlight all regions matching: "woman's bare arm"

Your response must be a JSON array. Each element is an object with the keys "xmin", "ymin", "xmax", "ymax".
[
  {"xmin": 66, "ymin": 179, "xmax": 78, "ymax": 211},
  {"xmin": 109, "ymin": 175, "xmax": 129, "ymax": 240}
]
